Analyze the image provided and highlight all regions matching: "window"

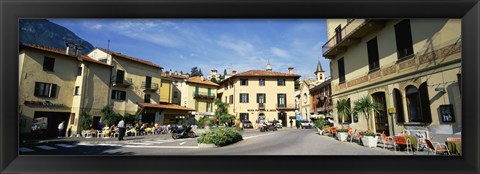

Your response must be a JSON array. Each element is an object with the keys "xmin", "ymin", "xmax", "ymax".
[
  {"xmin": 394, "ymin": 19, "xmax": 414, "ymax": 59},
  {"xmin": 406, "ymin": 86, "xmax": 423, "ymax": 122},
  {"xmin": 277, "ymin": 79, "xmax": 286, "ymax": 86},
  {"xmin": 34, "ymin": 82, "xmax": 57, "ymax": 97},
  {"xmin": 393, "ymin": 89, "xmax": 405, "ymax": 123},
  {"xmin": 229, "ymin": 95, "xmax": 233, "ymax": 104},
  {"xmin": 367, "ymin": 37, "xmax": 380, "ymax": 70},
  {"xmin": 257, "ymin": 93, "xmax": 266, "ymax": 103},
  {"xmin": 335, "ymin": 25, "xmax": 342, "ymax": 43},
  {"xmin": 112, "ymin": 90, "xmax": 126, "ymax": 100},
  {"xmin": 144, "ymin": 94, "xmax": 151, "ymax": 103},
  {"xmin": 77, "ymin": 67, "xmax": 82, "ymax": 76},
  {"xmin": 259, "ymin": 79, "xmax": 265, "ymax": 86},
  {"xmin": 195, "ymin": 86, "xmax": 199, "ymax": 95},
  {"xmin": 74, "ymin": 86, "xmax": 80, "ymax": 95},
  {"xmin": 116, "ymin": 70, "xmax": 125, "ymax": 83},
  {"xmin": 240, "ymin": 113, "xmax": 249, "ymax": 121},
  {"xmin": 206, "ymin": 102, "xmax": 212, "ymax": 112},
  {"xmin": 277, "ymin": 94, "xmax": 286, "ymax": 107},
  {"xmin": 100, "ymin": 59, "xmax": 108, "ymax": 63},
  {"xmin": 173, "ymin": 91, "xmax": 178, "ymax": 98},
  {"xmin": 208, "ymin": 88, "xmax": 211, "ymax": 96},
  {"xmin": 240, "ymin": 79, "xmax": 248, "ymax": 86},
  {"xmin": 145, "ymin": 76, "xmax": 152, "ymax": 88},
  {"xmin": 303, "ymin": 93, "xmax": 308, "ymax": 104},
  {"xmin": 43, "ymin": 57, "xmax": 55, "ymax": 72},
  {"xmin": 240, "ymin": 93, "xmax": 249, "ymax": 103},
  {"xmin": 338, "ymin": 58, "xmax": 346, "ymax": 83}
]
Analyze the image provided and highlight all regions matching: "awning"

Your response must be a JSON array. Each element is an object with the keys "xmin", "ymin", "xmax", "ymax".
[{"xmin": 138, "ymin": 103, "xmax": 195, "ymax": 111}]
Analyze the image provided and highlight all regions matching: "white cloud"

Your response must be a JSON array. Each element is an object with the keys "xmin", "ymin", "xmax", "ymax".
[
  {"xmin": 90, "ymin": 24, "xmax": 103, "ymax": 30},
  {"xmin": 217, "ymin": 36, "xmax": 254, "ymax": 56},
  {"xmin": 271, "ymin": 47, "xmax": 290, "ymax": 58}
]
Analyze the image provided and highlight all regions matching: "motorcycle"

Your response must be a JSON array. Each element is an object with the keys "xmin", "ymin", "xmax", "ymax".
[
  {"xmin": 171, "ymin": 125, "xmax": 196, "ymax": 139},
  {"xmin": 259, "ymin": 122, "xmax": 277, "ymax": 132}
]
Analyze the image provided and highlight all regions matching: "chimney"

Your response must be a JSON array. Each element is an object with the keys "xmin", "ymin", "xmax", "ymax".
[
  {"xmin": 201, "ymin": 76, "xmax": 205, "ymax": 81},
  {"xmin": 65, "ymin": 42, "xmax": 75, "ymax": 56},
  {"xmin": 75, "ymin": 45, "xmax": 83, "ymax": 61},
  {"xmin": 288, "ymin": 67, "xmax": 294, "ymax": 74},
  {"xmin": 231, "ymin": 70, "xmax": 237, "ymax": 75}
]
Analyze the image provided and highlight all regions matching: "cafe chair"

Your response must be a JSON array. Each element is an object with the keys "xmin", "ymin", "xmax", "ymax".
[
  {"xmin": 425, "ymin": 139, "xmax": 451, "ymax": 155},
  {"xmin": 394, "ymin": 136, "xmax": 413, "ymax": 154},
  {"xmin": 447, "ymin": 137, "xmax": 461, "ymax": 142},
  {"xmin": 381, "ymin": 132, "xmax": 395, "ymax": 150}
]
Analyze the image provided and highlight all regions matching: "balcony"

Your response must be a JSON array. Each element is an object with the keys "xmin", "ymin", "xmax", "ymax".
[
  {"xmin": 193, "ymin": 92, "xmax": 215, "ymax": 100},
  {"xmin": 141, "ymin": 82, "xmax": 159, "ymax": 92},
  {"xmin": 317, "ymin": 105, "xmax": 333, "ymax": 112},
  {"xmin": 258, "ymin": 103, "xmax": 265, "ymax": 110},
  {"xmin": 276, "ymin": 103, "xmax": 296, "ymax": 110},
  {"xmin": 322, "ymin": 19, "xmax": 387, "ymax": 59},
  {"xmin": 112, "ymin": 78, "xmax": 132, "ymax": 87}
]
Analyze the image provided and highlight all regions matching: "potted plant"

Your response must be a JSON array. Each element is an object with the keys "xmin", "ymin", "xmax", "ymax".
[
  {"xmin": 336, "ymin": 128, "xmax": 349, "ymax": 142},
  {"xmin": 335, "ymin": 98, "xmax": 351, "ymax": 128},
  {"xmin": 360, "ymin": 130, "xmax": 378, "ymax": 148},
  {"xmin": 352, "ymin": 96, "xmax": 382, "ymax": 134},
  {"xmin": 314, "ymin": 119, "xmax": 326, "ymax": 135}
]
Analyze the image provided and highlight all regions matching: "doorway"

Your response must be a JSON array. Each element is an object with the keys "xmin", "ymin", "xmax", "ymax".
[
  {"xmin": 258, "ymin": 113, "xmax": 265, "ymax": 124},
  {"xmin": 372, "ymin": 92, "xmax": 389, "ymax": 135},
  {"xmin": 33, "ymin": 111, "xmax": 71, "ymax": 138},
  {"xmin": 278, "ymin": 112, "xmax": 287, "ymax": 127}
]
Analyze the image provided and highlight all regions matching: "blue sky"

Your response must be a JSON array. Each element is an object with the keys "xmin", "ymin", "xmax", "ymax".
[{"xmin": 50, "ymin": 19, "xmax": 330, "ymax": 79}]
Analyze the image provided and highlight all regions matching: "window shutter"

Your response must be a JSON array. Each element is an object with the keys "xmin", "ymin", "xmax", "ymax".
[
  {"xmin": 246, "ymin": 94, "xmax": 249, "ymax": 103},
  {"xmin": 34, "ymin": 82, "xmax": 40, "ymax": 96},
  {"xmin": 50, "ymin": 84, "xmax": 57, "ymax": 97},
  {"xmin": 256, "ymin": 94, "xmax": 259, "ymax": 103},
  {"xmin": 121, "ymin": 91, "xmax": 126, "ymax": 100},
  {"xmin": 264, "ymin": 94, "xmax": 266, "ymax": 103},
  {"xmin": 419, "ymin": 83, "xmax": 432, "ymax": 123}
]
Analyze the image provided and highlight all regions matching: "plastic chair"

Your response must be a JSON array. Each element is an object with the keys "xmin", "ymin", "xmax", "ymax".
[
  {"xmin": 447, "ymin": 137, "xmax": 461, "ymax": 142},
  {"xmin": 394, "ymin": 136, "xmax": 413, "ymax": 154},
  {"xmin": 425, "ymin": 139, "xmax": 451, "ymax": 155}
]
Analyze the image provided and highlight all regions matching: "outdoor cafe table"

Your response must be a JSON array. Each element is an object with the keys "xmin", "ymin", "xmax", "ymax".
[
  {"xmin": 446, "ymin": 141, "xmax": 461, "ymax": 155},
  {"xmin": 396, "ymin": 135, "xmax": 417, "ymax": 151}
]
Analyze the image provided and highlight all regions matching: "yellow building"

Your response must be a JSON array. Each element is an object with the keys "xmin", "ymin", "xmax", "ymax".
[
  {"xmin": 323, "ymin": 19, "xmax": 461, "ymax": 136},
  {"xmin": 88, "ymin": 48, "xmax": 164, "ymax": 124},
  {"xmin": 19, "ymin": 44, "xmax": 111, "ymax": 138},
  {"xmin": 218, "ymin": 64, "xmax": 300, "ymax": 127},
  {"xmin": 185, "ymin": 76, "xmax": 219, "ymax": 121}
]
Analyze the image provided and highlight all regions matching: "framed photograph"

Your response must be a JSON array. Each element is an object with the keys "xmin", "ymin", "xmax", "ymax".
[{"xmin": 1, "ymin": 0, "xmax": 479, "ymax": 174}]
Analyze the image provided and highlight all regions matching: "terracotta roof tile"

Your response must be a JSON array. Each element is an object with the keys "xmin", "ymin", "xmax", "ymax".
[
  {"xmin": 21, "ymin": 44, "xmax": 111, "ymax": 67},
  {"xmin": 138, "ymin": 103, "xmax": 195, "ymax": 111},
  {"xmin": 161, "ymin": 72, "xmax": 189, "ymax": 79},
  {"xmin": 234, "ymin": 70, "xmax": 301, "ymax": 77},
  {"xmin": 187, "ymin": 76, "xmax": 219, "ymax": 87},
  {"xmin": 97, "ymin": 47, "xmax": 162, "ymax": 69}
]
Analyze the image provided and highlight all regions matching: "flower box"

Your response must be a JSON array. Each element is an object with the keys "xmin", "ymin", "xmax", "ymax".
[
  {"xmin": 337, "ymin": 132, "xmax": 349, "ymax": 142},
  {"xmin": 361, "ymin": 136, "xmax": 378, "ymax": 148}
]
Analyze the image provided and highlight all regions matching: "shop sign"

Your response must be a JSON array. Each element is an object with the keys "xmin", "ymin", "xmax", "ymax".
[
  {"xmin": 439, "ymin": 104, "xmax": 455, "ymax": 123},
  {"xmin": 24, "ymin": 100, "xmax": 66, "ymax": 108}
]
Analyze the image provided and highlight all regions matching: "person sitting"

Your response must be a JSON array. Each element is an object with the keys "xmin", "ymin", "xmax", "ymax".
[{"xmin": 138, "ymin": 123, "xmax": 147, "ymax": 135}]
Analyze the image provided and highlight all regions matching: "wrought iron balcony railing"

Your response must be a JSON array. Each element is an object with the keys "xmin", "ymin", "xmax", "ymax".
[
  {"xmin": 193, "ymin": 92, "xmax": 215, "ymax": 100},
  {"xmin": 258, "ymin": 103, "xmax": 265, "ymax": 110},
  {"xmin": 112, "ymin": 78, "xmax": 132, "ymax": 87},
  {"xmin": 141, "ymin": 82, "xmax": 159, "ymax": 91}
]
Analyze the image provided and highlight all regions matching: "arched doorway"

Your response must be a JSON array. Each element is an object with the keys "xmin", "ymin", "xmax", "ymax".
[
  {"xmin": 372, "ymin": 92, "xmax": 389, "ymax": 135},
  {"xmin": 405, "ymin": 83, "xmax": 432, "ymax": 123},
  {"xmin": 393, "ymin": 88, "xmax": 405, "ymax": 123}
]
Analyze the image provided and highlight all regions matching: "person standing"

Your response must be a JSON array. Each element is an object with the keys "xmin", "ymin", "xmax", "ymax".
[
  {"xmin": 118, "ymin": 119, "xmax": 125, "ymax": 141},
  {"xmin": 57, "ymin": 121, "xmax": 65, "ymax": 138},
  {"xmin": 289, "ymin": 119, "xmax": 293, "ymax": 128}
]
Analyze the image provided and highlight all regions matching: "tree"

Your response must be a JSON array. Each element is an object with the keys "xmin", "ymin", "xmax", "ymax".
[
  {"xmin": 180, "ymin": 70, "xmax": 184, "ymax": 75},
  {"xmin": 352, "ymin": 96, "xmax": 382, "ymax": 131},
  {"xmin": 214, "ymin": 98, "xmax": 234, "ymax": 125},
  {"xmin": 100, "ymin": 105, "xmax": 122, "ymax": 126},
  {"xmin": 190, "ymin": 67, "xmax": 200, "ymax": 76},
  {"xmin": 79, "ymin": 112, "xmax": 93, "ymax": 131},
  {"xmin": 199, "ymin": 68, "xmax": 203, "ymax": 76},
  {"xmin": 335, "ymin": 98, "xmax": 351, "ymax": 128},
  {"xmin": 223, "ymin": 69, "xmax": 227, "ymax": 76}
]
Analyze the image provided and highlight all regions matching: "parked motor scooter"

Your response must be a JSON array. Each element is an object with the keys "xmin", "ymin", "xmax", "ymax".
[
  {"xmin": 259, "ymin": 122, "xmax": 277, "ymax": 132},
  {"xmin": 171, "ymin": 125, "xmax": 196, "ymax": 139}
]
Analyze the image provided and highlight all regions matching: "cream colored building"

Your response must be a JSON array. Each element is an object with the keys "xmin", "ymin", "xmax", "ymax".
[
  {"xmin": 298, "ymin": 60, "xmax": 326, "ymax": 120},
  {"xmin": 19, "ymin": 44, "xmax": 111, "ymax": 138},
  {"xmin": 323, "ymin": 19, "xmax": 461, "ymax": 136},
  {"xmin": 218, "ymin": 64, "xmax": 300, "ymax": 127},
  {"xmin": 88, "ymin": 48, "xmax": 164, "ymax": 124}
]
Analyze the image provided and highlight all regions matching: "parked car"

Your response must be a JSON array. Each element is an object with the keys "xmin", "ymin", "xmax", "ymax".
[
  {"xmin": 242, "ymin": 120, "xmax": 253, "ymax": 129},
  {"xmin": 300, "ymin": 120, "xmax": 314, "ymax": 129}
]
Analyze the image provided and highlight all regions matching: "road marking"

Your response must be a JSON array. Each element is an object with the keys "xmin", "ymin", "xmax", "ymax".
[
  {"xmin": 19, "ymin": 147, "xmax": 35, "ymax": 152},
  {"xmin": 243, "ymin": 133, "xmax": 276, "ymax": 140},
  {"xmin": 179, "ymin": 142, "xmax": 186, "ymax": 145},
  {"xmin": 127, "ymin": 142, "xmax": 154, "ymax": 145},
  {"xmin": 55, "ymin": 144, "xmax": 76, "ymax": 148},
  {"xmin": 122, "ymin": 145, "xmax": 198, "ymax": 149},
  {"xmin": 36, "ymin": 145, "xmax": 57, "ymax": 150}
]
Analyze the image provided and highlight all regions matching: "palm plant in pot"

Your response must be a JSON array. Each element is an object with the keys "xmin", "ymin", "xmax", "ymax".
[
  {"xmin": 353, "ymin": 96, "xmax": 382, "ymax": 148},
  {"xmin": 314, "ymin": 119, "xmax": 326, "ymax": 135},
  {"xmin": 335, "ymin": 98, "xmax": 351, "ymax": 129}
]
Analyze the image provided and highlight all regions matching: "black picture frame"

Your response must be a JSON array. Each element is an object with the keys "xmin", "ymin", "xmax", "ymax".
[{"xmin": 1, "ymin": 0, "xmax": 479, "ymax": 174}]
